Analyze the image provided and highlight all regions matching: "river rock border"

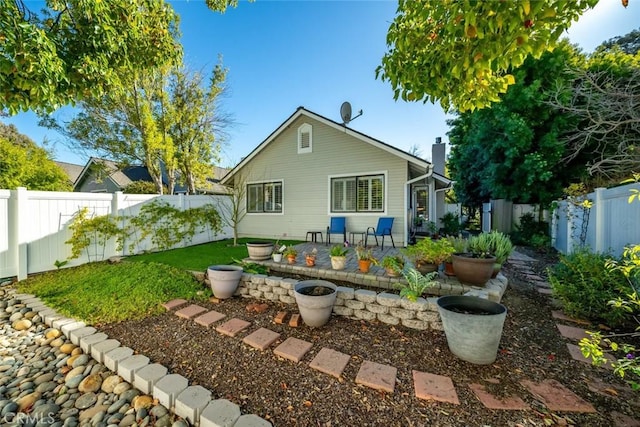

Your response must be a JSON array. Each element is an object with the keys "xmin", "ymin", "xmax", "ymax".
[{"xmin": 230, "ymin": 272, "xmax": 508, "ymax": 331}]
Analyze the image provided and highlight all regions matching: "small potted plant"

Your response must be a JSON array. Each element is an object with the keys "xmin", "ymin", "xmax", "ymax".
[
  {"xmin": 283, "ymin": 246, "xmax": 298, "ymax": 264},
  {"xmin": 395, "ymin": 267, "xmax": 438, "ymax": 302},
  {"xmin": 304, "ymin": 247, "xmax": 318, "ymax": 267},
  {"xmin": 329, "ymin": 245, "xmax": 349, "ymax": 270},
  {"xmin": 402, "ymin": 237, "xmax": 454, "ymax": 274},
  {"xmin": 272, "ymin": 241, "xmax": 287, "ymax": 263},
  {"xmin": 452, "ymin": 233, "xmax": 496, "ymax": 286},
  {"xmin": 485, "ymin": 231, "xmax": 514, "ymax": 277},
  {"xmin": 356, "ymin": 244, "xmax": 378, "ymax": 273},
  {"xmin": 381, "ymin": 255, "xmax": 405, "ymax": 277}
]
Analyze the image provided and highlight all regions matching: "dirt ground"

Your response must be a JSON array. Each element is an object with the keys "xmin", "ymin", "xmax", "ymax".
[{"xmin": 100, "ymin": 247, "xmax": 640, "ymax": 426}]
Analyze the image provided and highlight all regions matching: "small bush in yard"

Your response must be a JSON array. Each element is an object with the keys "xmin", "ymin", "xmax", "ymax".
[{"xmin": 548, "ymin": 248, "xmax": 631, "ymax": 327}]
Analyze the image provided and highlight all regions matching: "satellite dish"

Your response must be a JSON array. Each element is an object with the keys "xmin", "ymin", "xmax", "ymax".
[{"xmin": 340, "ymin": 102, "xmax": 352, "ymax": 124}]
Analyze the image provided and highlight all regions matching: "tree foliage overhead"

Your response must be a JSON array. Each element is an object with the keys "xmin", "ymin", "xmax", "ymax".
[
  {"xmin": 0, "ymin": 122, "xmax": 71, "ymax": 191},
  {"xmin": 42, "ymin": 60, "xmax": 231, "ymax": 195},
  {"xmin": 447, "ymin": 42, "xmax": 588, "ymax": 208},
  {"xmin": 0, "ymin": 0, "xmax": 239, "ymax": 115},
  {"xmin": 377, "ymin": 0, "xmax": 602, "ymax": 112}
]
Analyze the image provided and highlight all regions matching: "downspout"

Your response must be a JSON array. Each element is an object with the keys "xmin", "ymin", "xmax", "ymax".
[
  {"xmin": 404, "ymin": 164, "xmax": 434, "ymax": 247},
  {"xmin": 434, "ymin": 182, "xmax": 456, "ymax": 230}
]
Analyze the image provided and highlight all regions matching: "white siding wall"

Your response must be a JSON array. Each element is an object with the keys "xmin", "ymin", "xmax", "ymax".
[
  {"xmin": 235, "ymin": 116, "xmax": 409, "ymax": 245},
  {"xmin": 0, "ymin": 189, "xmax": 233, "ymax": 280}
]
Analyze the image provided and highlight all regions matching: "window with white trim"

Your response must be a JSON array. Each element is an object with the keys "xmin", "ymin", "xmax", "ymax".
[
  {"xmin": 247, "ymin": 181, "xmax": 283, "ymax": 213},
  {"xmin": 298, "ymin": 123, "xmax": 312, "ymax": 154},
  {"xmin": 331, "ymin": 174, "xmax": 384, "ymax": 212}
]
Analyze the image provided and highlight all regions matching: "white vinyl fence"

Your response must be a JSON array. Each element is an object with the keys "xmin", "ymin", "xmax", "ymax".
[
  {"xmin": 551, "ymin": 183, "xmax": 640, "ymax": 257},
  {"xmin": 0, "ymin": 188, "xmax": 233, "ymax": 280}
]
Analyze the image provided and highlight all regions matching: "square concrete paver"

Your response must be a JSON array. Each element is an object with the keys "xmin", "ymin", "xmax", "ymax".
[
  {"xmin": 566, "ymin": 343, "xmax": 615, "ymax": 368},
  {"xmin": 175, "ymin": 304, "xmax": 207, "ymax": 319},
  {"xmin": 309, "ymin": 348, "xmax": 350, "ymax": 379},
  {"xmin": 469, "ymin": 383, "xmax": 529, "ymax": 410},
  {"xmin": 413, "ymin": 371, "xmax": 460, "ymax": 404},
  {"xmin": 194, "ymin": 310, "xmax": 226, "ymax": 327},
  {"xmin": 556, "ymin": 324, "xmax": 590, "ymax": 341},
  {"xmin": 163, "ymin": 299, "xmax": 188, "ymax": 310},
  {"xmin": 355, "ymin": 360, "xmax": 397, "ymax": 393},
  {"xmin": 273, "ymin": 337, "xmax": 313, "ymax": 363},
  {"xmin": 521, "ymin": 379, "xmax": 596, "ymax": 413},
  {"xmin": 551, "ymin": 310, "xmax": 590, "ymax": 325},
  {"xmin": 216, "ymin": 318, "xmax": 251, "ymax": 337},
  {"xmin": 537, "ymin": 287, "xmax": 553, "ymax": 295},
  {"xmin": 242, "ymin": 328, "xmax": 280, "ymax": 351}
]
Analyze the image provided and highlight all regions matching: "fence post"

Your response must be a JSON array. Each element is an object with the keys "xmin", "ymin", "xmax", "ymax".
[
  {"xmin": 566, "ymin": 202, "xmax": 574, "ymax": 254},
  {"xmin": 594, "ymin": 188, "xmax": 605, "ymax": 253},
  {"xmin": 11, "ymin": 187, "xmax": 29, "ymax": 281}
]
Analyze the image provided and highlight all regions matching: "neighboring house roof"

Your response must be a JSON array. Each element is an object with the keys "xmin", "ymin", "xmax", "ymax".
[
  {"xmin": 54, "ymin": 161, "xmax": 84, "ymax": 185},
  {"xmin": 221, "ymin": 106, "xmax": 451, "ymax": 186}
]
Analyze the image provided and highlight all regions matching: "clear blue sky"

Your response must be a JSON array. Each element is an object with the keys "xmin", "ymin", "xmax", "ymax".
[{"xmin": 2, "ymin": 0, "xmax": 638, "ymax": 167}]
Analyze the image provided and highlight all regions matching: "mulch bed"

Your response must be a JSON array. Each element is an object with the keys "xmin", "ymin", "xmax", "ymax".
[{"xmin": 100, "ymin": 247, "xmax": 638, "ymax": 426}]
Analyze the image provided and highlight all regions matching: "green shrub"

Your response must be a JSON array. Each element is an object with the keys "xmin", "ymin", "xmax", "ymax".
[
  {"xmin": 548, "ymin": 248, "xmax": 631, "ymax": 327},
  {"xmin": 511, "ymin": 212, "xmax": 550, "ymax": 247}
]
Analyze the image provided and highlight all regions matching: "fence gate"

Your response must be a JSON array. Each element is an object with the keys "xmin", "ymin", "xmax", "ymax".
[{"xmin": 482, "ymin": 203, "xmax": 492, "ymax": 233}]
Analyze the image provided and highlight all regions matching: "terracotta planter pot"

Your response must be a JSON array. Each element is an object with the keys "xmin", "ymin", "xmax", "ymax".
[
  {"xmin": 358, "ymin": 259, "xmax": 372, "ymax": 273},
  {"xmin": 330, "ymin": 256, "xmax": 346, "ymax": 270},
  {"xmin": 305, "ymin": 256, "xmax": 316, "ymax": 267},
  {"xmin": 287, "ymin": 255, "xmax": 296, "ymax": 264},
  {"xmin": 451, "ymin": 254, "xmax": 496, "ymax": 286},
  {"xmin": 385, "ymin": 267, "xmax": 400, "ymax": 277},
  {"xmin": 444, "ymin": 261, "xmax": 455, "ymax": 276}
]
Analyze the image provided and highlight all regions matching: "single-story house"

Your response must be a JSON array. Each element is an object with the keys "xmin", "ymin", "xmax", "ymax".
[{"xmin": 220, "ymin": 106, "xmax": 452, "ymax": 247}]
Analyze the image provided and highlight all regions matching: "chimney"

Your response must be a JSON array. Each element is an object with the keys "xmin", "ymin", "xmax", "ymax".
[{"xmin": 432, "ymin": 137, "xmax": 446, "ymax": 176}]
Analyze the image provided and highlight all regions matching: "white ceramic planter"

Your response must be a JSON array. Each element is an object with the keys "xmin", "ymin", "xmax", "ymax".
[{"xmin": 246, "ymin": 241, "xmax": 274, "ymax": 260}]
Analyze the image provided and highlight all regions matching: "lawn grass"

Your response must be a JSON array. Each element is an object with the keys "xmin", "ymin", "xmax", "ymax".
[
  {"xmin": 17, "ymin": 237, "xmax": 304, "ymax": 324},
  {"xmin": 127, "ymin": 237, "xmax": 302, "ymax": 271},
  {"xmin": 17, "ymin": 261, "xmax": 208, "ymax": 324}
]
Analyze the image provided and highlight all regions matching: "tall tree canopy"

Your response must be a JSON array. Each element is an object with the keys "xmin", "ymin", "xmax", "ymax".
[
  {"xmin": 377, "ymin": 0, "xmax": 615, "ymax": 112},
  {"xmin": 447, "ymin": 42, "xmax": 588, "ymax": 208},
  {"xmin": 0, "ymin": 0, "xmax": 238, "ymax": 115},
  {"xmin": 42, "ymin": 61, "xmax": 231, "ymax": 194},
  {"xmin": 0, "ymin": 122, "xmax": 71, "ymax": 191}
]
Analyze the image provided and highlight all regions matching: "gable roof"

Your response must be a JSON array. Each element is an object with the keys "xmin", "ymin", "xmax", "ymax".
[
  {"xmin": 221, "ymin": 106, "xmax": 450, "ymax": 185},
  {"xmin": 54, "ymin": 161, "xmax": 84, "ymax": 185}
]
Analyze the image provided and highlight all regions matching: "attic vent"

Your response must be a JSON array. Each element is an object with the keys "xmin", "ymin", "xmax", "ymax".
[{"xmin": 298, "ymin": 123, "xmax": 312, "ymax": 154}]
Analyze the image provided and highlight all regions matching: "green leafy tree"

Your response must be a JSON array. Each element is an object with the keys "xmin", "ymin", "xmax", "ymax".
[
  {"xmin": 169, "ymin": 60, "xmax": 232, "ymax": 194},
  {"xmin": 0, "ymin": 0, "xmax": 239, "ymax": 115},
  {"xmin": 0, "ymin": 123, "xmax": 71, "ymax": 191},
  {"xmin": 447, "ymin": 42, "xmax": 587, "ymax": 207},
  {"xmin": 377, "ymin": 0, "xmax": 606, "ymax": 112},
  {"xmin": 599, "ymin": 28, "xmax": 640, "ymax": 54},
  {"xmin": 550, "ymin": 43, "xmax": 640, "ymax": 182}
]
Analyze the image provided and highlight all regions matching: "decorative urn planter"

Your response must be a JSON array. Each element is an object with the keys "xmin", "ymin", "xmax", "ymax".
[
  {"xmin": 207, "ymin": 265, "xmax": 244, "ymax": 299},
  {"xmin": 294, "ymin": 280, "xmax": 337, "ymax": 327},
  {"xmin": 436, "ymin": 295, "xmax": 507, "ymax": 365},
  {"xmin": 246, "ymin": 241, "xmax": 274, "ymax": 261},
  {"xmin": 330, "ymin": 256, "xmax": 346, "ymax": 270},
  {"xmin": 451, "ymin": 254, "xmax": 496, "ymax": 286}
]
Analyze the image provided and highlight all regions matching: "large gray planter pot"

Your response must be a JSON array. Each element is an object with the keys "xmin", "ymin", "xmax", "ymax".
[
  {"xmin": 293, "ymin": 280, "xmax": 337, "ymax": 327},
  {"xmin": 436, "ymin": 295, "xmax": 507, "ymax": 365},
  {"xmin": 246, "ymin": 241, "xmax": 274, "ymax": 260},
  {"xmin": 207, "ymin": 265, "xmax": 243, "ymax": 299}
]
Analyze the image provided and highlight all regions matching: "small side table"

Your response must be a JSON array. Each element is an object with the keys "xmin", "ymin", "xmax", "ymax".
[
  {"xmin": 349, "ymin": 231, "xmax": 366, "ymax": 246},
  {"xmin": 306, "ymin": 231, "xmax": 323, "ymax": 243}
]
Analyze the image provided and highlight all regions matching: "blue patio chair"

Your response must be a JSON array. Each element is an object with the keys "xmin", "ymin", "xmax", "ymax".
[
  {"xmin": 365, "ymin": 217, "xmax": 395, "ymax": 249},
  {"xmin": 326, "ymin": 217, "xmax": 346, "ymax": 245}
]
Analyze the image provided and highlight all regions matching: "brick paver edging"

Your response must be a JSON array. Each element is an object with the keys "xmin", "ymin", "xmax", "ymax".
[
  {"xmin": 10, "ymin": 292, "xmax": 271, "ymax": 427},
  {"xmin": 229, "ymin": 272, "xmax": 507, "ymax": 331}
]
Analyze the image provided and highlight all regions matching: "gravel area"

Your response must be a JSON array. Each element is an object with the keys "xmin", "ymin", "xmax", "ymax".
[{"xmin": 97, "ymin": 247, "xmax": 639, "ymax": 427}]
